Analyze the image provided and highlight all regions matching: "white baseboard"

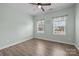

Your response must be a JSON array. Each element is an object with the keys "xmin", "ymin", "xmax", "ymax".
[
  {"xmin": 0, "ymin": 36, "xmax": 33, "ymax": 50},
  {"xmin": 74, "ymin": 44, "xmax": 79, "ymax": 51},
  {"xmin": 0, "ymin": 36, "xmax": 75, "ymax": 51},
  {"xmin": 35, "ymin": 37, "xmax": 74, "ymax": 45}
]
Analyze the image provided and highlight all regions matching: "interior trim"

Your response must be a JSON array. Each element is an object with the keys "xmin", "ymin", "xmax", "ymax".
[{"xmin": 0, "ymin": 37, "xmax": 33, "ymax": 50}]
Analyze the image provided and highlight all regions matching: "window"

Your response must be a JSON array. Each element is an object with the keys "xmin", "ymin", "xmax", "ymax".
[
  {"xmin": 53, "ymin": 15, "xmax": 67, "ymax": 35},
  {"xmin": 37, "ymin": 20, "xmax": 44, "ymax": 33}
]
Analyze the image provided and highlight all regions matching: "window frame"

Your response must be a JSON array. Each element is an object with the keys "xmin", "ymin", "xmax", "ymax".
[
  {"xmin": 36, "ymin": 20, "xmax": 45, "ymax": 33},
  {"xmin": 53, "ymin": 15, "xmax": 67, "ymax": 35}
]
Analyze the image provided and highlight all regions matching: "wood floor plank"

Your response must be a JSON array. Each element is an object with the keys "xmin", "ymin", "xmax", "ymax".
[{"xmin": 0, "ymin": 38, "xmax": 79, "ymax": 56}]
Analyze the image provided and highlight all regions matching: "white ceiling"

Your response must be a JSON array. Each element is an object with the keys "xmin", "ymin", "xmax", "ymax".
[{"xmin": 0, "ymin": 3, "xmax": 75, "ymax": 16}]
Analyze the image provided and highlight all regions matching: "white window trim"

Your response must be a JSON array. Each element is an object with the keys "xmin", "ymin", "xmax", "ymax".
[
  {"xmin": 36, "ymin": 20, "xmax": 44, "ymax": 33},
  {"xmin": 53, "ymin": 15, "xmax": 67, "ymax": 35}
]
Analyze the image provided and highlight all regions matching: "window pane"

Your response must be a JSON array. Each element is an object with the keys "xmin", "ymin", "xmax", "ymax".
[
  {"xmin": 53, "ymin": 16, "xmax": 67, "ymax": 35},
  {"xmin": 37, "ymin": 20, "xmax": 44, "ymax": 33}
]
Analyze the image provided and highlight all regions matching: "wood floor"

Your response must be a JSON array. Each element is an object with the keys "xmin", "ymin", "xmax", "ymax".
[{"xmin": 0, "ymin": 38, "xmax": 79, "ymax": 56}]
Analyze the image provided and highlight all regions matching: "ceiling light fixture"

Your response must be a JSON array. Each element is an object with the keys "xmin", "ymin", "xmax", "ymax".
[
  {"xmin": 38, "ymin": 5, "xmax": 41, "ymax": 8},
  {"xmin": 30, "ymin": 3, "xmax": 51, "ymax": 11}
]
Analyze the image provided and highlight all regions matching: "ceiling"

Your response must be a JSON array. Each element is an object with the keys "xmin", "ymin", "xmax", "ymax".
[{"xmin": 0, "ymin": 3, "xmax": 75, "ymax": 16}]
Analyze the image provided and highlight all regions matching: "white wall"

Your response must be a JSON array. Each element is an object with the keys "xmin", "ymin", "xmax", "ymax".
[
  {"xmin": 75, "ymin": 4, "xmax": 79, "ymax": 50},
  {"xmin": 0, "ymin": 5, "xmax": 33, "ymax": 49},
  {"xmin": 34, "ymin": 5, "xmax": 75, "ymax": 45}
]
